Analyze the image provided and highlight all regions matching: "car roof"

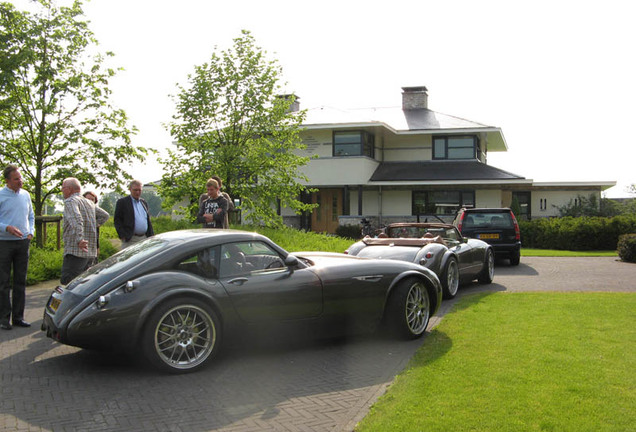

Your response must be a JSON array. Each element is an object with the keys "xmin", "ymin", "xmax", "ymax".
[
  {"xmin": 155, "ymin": 229, "xmax": 271, "ymax": 245},
  {"xmin": 460, "ymin": 208, "xmax": 511, "ymax": 213}
]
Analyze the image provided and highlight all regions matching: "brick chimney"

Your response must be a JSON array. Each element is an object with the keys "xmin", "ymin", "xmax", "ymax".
[
  {"xmin": 276, "ymin": 94, "xmax": 300, "ymax": 112},
  {"xmin": 401, "ymin": 86, "xmax": 428, "ymax": 110}
]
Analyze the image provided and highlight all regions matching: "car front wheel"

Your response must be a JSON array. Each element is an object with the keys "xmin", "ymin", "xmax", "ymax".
[
  {"xmin": 442, "ymin": 258, "xmax": 459, "ymax": 299},
  {"xmin": 386, "ymin": 278, "xmax": 430, "ymax": 339},
  {"xmin": 142, "ymin": 298, "xmax": 221, "ymax": 373}
]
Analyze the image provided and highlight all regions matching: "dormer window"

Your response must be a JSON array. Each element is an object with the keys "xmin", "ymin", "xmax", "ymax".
[
  {"xmin": 433, "ymin": 136, "xmax": 479, "ymax": 160},
  {"xmin": 333, "ymin": 131, "xmax": 374, "ymax": 158}
]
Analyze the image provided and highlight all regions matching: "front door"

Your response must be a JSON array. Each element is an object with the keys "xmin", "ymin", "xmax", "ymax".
[{"xmin": 311, "ymin": 188, "xmax": 343, "ymax": 234}]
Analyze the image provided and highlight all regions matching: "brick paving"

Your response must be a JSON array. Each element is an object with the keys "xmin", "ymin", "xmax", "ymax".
[{"xmin": 1, "ymin": 257, "xmax": 634, "ymax": 432}]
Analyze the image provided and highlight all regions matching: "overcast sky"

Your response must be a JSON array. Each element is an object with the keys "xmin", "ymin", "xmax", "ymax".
[{"xmin": 14, "ymin": 0, "xmax": 636, "ymax": 197}]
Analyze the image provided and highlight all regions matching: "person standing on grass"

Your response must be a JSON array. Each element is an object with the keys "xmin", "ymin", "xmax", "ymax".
[
  {"xmin": 197, "ymin": 178, "xmax": 229, "ymax": 229},
  {"xmin": 61, "ymin": 178, "xmax": 109, "ymax": 285},
  {"xmin": 199, "ymin": 175, "xmax": 233, "ymax": 229},
  {"xmin": 0, "ymin": 165, "xmax": 35, "ymax": 330},
  {"xmin": 114, "ymin": 180, "xmax": 154, "ymax": 249}
]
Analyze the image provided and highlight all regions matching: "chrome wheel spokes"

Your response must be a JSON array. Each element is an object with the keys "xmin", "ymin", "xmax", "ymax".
[
  {"xmin": 448, "ymin": 261, "xmax": 459, "ymax": 296},
  {"xmin": 405, "ymin": 283, "xmax": 430, "ymax": 334},
  {"xmin": 155, "ymin": 305, "xmax": 216, "ymax": 370}
]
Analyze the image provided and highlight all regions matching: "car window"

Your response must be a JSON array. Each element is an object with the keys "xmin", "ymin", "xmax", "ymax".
[
  {"xmin": 175, "ymin": 247, "xmax": 218, "ymax": 279},
  {"xmin": 470, "ymin": 212, "xmax": 513, "ymax": 228},
  {"xmin": 220, "ymin": 241, "xmax": 286, "ymax": 277},
  {"xmin": 444, "ymin": 227, "xmax": 461, "ymax": 242}
]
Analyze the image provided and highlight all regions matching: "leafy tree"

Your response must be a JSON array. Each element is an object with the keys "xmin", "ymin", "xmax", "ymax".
[
  {"xmin": 556, "ymin": 193, "xmax": 623, "ymax": 217},
  {"xmin": 98, "ymin": 191, "xmax": 121, "ymax": 216},
  {"xmin": 0, "ymin": 0, "xmax": 152, "ymax": 245},
  {"xmin": 142, "ymin": 189, "xmax": 163, "ymax": 217},
  {"xmin": 160, "ymin": 30, "xmax": 317, "ymax": 227},
  {"xmin": 510, "ymin": 196, "xmax": 522, "ymax": 220}
]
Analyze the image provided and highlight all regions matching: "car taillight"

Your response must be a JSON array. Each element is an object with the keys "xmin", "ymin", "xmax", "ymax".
[
  {"xmin": 457, "ymin": 212, "xmax": 465, "ymax": 232},
  {"xmin": 510, "ymin": 211, "xmax": 521, "ymax": 240}
]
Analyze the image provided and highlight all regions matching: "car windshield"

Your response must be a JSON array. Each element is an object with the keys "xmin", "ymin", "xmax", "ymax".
[
  {"xmin": 80, "ymin": 237, "xmax": 170, "ymax": 278},
  {"xmin": 386, "ymin": 226, "xmax": 451, "ymax": 239},
  {"xmin": 356, "ymin": 246, "xmax": 419, "ymax": 262}
]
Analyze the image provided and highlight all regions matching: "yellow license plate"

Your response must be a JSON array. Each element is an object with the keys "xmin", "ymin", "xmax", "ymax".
[
  {"xmin": 479, "ymin": 233, "xmax": 500, "ymax": 239},
  {"xmin": 49, "ymin": 297, "xmax": 61, "ymax": 312}
]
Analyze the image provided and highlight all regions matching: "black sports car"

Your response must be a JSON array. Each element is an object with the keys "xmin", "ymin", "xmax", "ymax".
[
  {"xmin": 346, "ymin": 222, "xmax": 494, "ymax": 299},
  {"xmin": 42, "ymin": 230, "xmax": 442, "ymax": 373}
]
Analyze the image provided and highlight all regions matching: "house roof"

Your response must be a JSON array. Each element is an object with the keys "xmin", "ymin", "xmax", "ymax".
[
  {"xmin": 303, "ymin": 106, "xmax": 508, "ymax": 152},
  {"xmin": 369, "ymin": 160, "xmax": 529, "ymax": 185}
]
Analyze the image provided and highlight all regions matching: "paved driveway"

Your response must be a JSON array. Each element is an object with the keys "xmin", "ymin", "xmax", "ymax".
[{"xmin": 1, "ymin": 257, "xmax": 634, "ymax": 432}]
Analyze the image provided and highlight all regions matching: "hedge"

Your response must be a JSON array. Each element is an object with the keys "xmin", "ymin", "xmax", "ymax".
[
  {"xmin": 617, "ymin": 234, "xmax": 636, "ymax": 263},
  {"xmin": 519, "ymin": 214, "xmax": 636, "ymax": 251}
]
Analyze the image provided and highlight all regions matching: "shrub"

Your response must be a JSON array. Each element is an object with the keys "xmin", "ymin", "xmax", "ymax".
[
  {"xmin": 519, "ymin": 214, "xmax": 636, "ymax": 251},
  {"xmin": 335, "ymin": 224, "xmax": 361, "ymax": 240},
  {"xmin": 617, "ymin": 234, "xmax": 636, "ymax": 263},
  {"xmin": 27, "ymin": 246, "xmax": 63, "ymax": 285}
]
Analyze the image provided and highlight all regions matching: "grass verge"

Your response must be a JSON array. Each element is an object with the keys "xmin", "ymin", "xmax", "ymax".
[{"xmin": 356, "ymin": 292, "xmax": 636, "ymax": 432}]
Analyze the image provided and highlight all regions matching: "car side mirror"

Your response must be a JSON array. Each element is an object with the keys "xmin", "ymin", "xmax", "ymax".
[
  {"xmin": 462, "ymin": 237, "xmax": 469, "ymax": 243},
  {"xmin": 284, "ymin": 255, "xmax": 298, "ymax": 267}
]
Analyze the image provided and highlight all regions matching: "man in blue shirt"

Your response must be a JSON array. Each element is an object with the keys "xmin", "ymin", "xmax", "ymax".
[
  {"xmin": 0, "ymin": 165, "xmax": 35, "ymax": 330},
  {"xmin": 114, "ymin": 180, "xmax": 154, "ymax": 249}
]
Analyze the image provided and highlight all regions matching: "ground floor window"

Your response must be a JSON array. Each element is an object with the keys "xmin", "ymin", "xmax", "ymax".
[
  {"xmin": 412, "ymin": 190, "xmax": 475, "ymax": 216},
  {"xmin": 512, "ymin": 191, "xmax": 531, "ymax": 220}
]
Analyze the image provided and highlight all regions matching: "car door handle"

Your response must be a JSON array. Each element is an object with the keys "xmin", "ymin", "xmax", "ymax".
[
  {"xmin": 353, "ymin": 275, "xmax": 383, "ymax": 282},
  {"xmin": 228, "ymin": 277, "xmax": 248, "ymax": 285}
]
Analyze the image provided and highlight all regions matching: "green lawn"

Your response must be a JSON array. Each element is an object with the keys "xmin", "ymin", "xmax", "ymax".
[{"xmin": 356, "ymin": 292, "xmax": 636, "ymax": 432}]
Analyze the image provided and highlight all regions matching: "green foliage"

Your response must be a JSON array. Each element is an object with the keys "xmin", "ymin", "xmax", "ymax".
[
  {"xmin": 99, "ymin": 191, "xmax": 120, "ymax": 215},
  {"xmin": 556, "ymin": 194, "xmax": 625, "ymax": 217},
  {"xmin": 617, "ymin": 234, "xmax": 636, "ymax": 263},
  {"xmin": 160, "ymin": 30, "xmax": 317, "ymax": 226},
  {"xmin": 142, "ymin": 190, "xmax": 164, "ymax": 217},
  {"xmin": 237, "ymin": 224, "xmax": 352, "ymax": 252},
  {"xmin": 335, "ymin": 224, "xmax": 361, "ymax": 240},
  {"xmin": 519, "ymin": 214, "xmax": 636, "ymax": 250},
  {"xmin": 0, "ymin": 0, "xmax": 153, "ymax": 230},
  {"xmin": 151, "ymin": 215, "xmax": 198, "ymax": 233},
  {"xmin": 510, "ymin": 196, "xmax": 522, "ymax": 220},
  {"xmin": 27, "ymin": 244, "xmax": 63, "ymax": 284}
]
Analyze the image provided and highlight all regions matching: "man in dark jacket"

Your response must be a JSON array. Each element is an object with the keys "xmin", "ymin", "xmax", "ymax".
[{"xmin": 114, "ymin": 180, "xmax": 154, "ymax": 249}]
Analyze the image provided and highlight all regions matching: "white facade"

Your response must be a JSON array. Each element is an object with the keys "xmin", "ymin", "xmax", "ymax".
[{"xmin": 281, "ymin": 87, "xmax": 615, "ymax": 232}]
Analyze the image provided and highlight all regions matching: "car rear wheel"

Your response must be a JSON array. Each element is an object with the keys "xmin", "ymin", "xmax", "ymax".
[
  {"xmin": 142, "ymin": 298, "xmax": 220, "ymax": 374},
  {"xmin": 386, "ymin": 278, "xmax": 430, "ymax": 339},
  {"xmin": 441, "ymin": 258, "xmax": 459, "ymax": 299},
  {"xmin": 478, "ymin": 249, "xmax": 495, "ymax": 284},
  {"xmin": 510, "ymin": 249, "xmax": 521, "ymax": 266}
]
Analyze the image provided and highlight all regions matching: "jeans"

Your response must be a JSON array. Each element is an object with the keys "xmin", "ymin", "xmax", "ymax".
[{"xmin": 0, "ymin": 239, "xmax": 30, "ymax": 324}]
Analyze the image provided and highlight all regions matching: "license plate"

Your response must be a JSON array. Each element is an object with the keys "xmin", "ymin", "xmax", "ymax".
[
  {"xmin": 48, "ymin": 297, "xmax": 61, "ymax": 312},
  {"xmin": 479, "ymin": 233, "xmax": 500, "ymax": 239}
]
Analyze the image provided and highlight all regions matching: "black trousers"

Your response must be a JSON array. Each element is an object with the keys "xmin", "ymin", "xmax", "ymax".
[
  {"xmin": 0, "ymin": 239, "xmax": 30, "ymax": 324},
  {"xmin": 61, "ymin": 254, "xmax": 90, "ymax": 285}
]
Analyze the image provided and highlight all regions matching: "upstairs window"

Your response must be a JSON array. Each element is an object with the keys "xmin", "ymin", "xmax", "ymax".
[
  {"xmin": 433, "ymin": 136, "xmax": 479, "ymax": 160},
  {"xmin": 333, "ymin": 131, "xmax": 374, "ymax": 158}
]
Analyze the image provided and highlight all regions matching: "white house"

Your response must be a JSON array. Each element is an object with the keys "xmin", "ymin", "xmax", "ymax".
[{"xmin": 280, "ymin": 86, "xmax": 615, "ymax": 233}]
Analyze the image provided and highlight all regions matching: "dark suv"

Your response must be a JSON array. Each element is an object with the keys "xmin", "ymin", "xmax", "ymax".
[{"xmin": 453, "ymin": 208, "xmax": 521, "ymax": 265}]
